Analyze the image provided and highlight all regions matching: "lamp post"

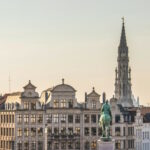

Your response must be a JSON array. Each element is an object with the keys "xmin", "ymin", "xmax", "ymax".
[{"xmin": 45, "ymin": 123, "xmax": 47, "ymax": 150}]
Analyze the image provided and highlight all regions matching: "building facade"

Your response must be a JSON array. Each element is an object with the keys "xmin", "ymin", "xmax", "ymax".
[{"xmin": 0, "ymin": 80, "xmax": 101, "ymax": 150}]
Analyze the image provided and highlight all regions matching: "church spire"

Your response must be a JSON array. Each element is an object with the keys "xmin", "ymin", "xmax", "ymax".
[{"xmin": 119, "ymin": 17, "xmax": 127, "ymax": 48}]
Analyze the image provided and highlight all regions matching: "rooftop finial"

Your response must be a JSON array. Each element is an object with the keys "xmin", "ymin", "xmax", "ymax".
[
  {"xmin": 62, "ymin": 78, "xmax": 64, "ymax": 84},
  {"xmin": 93, "ymin": 87, "xmax": 95, "ymax": 91},
  {"xmin": 122, "ymin": 17, "xmax": 124, "ymax": 24}
]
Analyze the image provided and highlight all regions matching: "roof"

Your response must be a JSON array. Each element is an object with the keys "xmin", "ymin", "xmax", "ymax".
[
  {"xmin": 23, "ymin": 80, "xmax": 36, "ymax": 89},
  {"xmin": 87, "ymin": 87, "xmax": 100, "ymax": 97}
]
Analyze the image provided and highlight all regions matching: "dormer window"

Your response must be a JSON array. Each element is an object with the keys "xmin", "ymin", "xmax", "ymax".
[
  {"xmin": 61, "ymin": 100, "xmax": 66, "ymax": 108},
  {"xmin": 92, "ymin": 101, "xmax": 96, "ymax": 109},
  {"xmin": 24, "ymin": 102, "xmax": 29, "ymax": 110},
  {"xmin": 68, "ymin": 99, "xmax": 73, "ymax": 108},
  {"xmin": 31, "ymin": 102, "xmax": 36, "ymax": 110},
  {"xmin": 54, "ymin": 100, "xmax": 59, "ymax": 108}
]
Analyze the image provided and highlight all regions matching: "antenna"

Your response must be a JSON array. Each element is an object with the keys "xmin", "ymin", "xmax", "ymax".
[{"xmin": 9, "ymin": 73, "xmax": 11, "ymax": 93}]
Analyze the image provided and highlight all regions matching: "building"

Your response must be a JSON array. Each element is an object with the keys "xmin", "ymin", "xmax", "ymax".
[
  {"xmin": 135, "ymin": 107, "xmax": 150, "ymax": 150},
  {"xmin": 0, "ymin": 79, "xmax": 101, "ymax": 150}
]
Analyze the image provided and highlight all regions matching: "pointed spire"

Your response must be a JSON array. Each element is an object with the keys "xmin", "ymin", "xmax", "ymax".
[{"xmin": 119, "ymin": 17, "xmax": 127, "ymax": 47}]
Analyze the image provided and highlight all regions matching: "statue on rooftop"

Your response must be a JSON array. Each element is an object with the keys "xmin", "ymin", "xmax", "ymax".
[{"xmin": 99, "ymin": 100, "xmax": 112, "ymax": 141}]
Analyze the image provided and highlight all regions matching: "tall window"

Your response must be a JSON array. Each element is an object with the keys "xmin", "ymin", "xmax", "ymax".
[
  {"xmin": 24, "ymin": 142, "xmax": 29, "ymax": 150},
  {"xmin": 68, "ymin": 99, "xmax": 73, "ymax": 108},
  {"xmin": 60, "ymin": 100, "xmax": 66, "ymax": 108},
  {"xmin": 91, "ymin": 114, "xmax": 96, "ymax": 123},
  {"xmin": 115, "ymin": 115, "xmax": 120, "ymax": 123},
  {"xmin": 17, "ymin": 128, "xmax": 22, "ymax": 137},
  {"xmin": 24, "ymin": 115, "xmax": 29, "ymax": 124},
  {"xmin": 53, "ymin": 114, "xmax": 59, "ymax": 123},
  {"xmin": 54, "ymin": 100, "xmax": 59, "ymax": 108},
  {"xmin": 115, "ymin": 140, "xmax": 121, "ymax": 149},
  {"xmin": 31, "ymin": 102, "xmax": 36, "ymax": 110},
  {"xmin": 75, "ymin": 114, "xmax": 80, "ymax": 123},
  {"xmin": 84, "ymin": 128, "xmax": 89, "ymax": 136},
  {"xmin": 31, "ymin": 115, "xmax": 36, "ymax": 124},
  {"xmin": 84, "ymin": 141, "xmax": 90, "ymax": 150},
  {"xmin": 37, "ymin": 114, "xmax": 43, "ymax": 123},
  {"xmin": 54, "ymin": 128, "xmax": 59, "ymax": 135},
  {"xmin": 61, "ymin": 127, "xmax": 66, "ymax": 135},
  {"xmin": 115, "ymin": 127, "xmax": 121, "ymax": 136},
  {"xmin": 24, "ymin": 102, "xmax": 29, "ymax": 110},
  {"xmin": 31, "ymin": 141, "xmax": 36, "ymax": 150},
  {"xmin": 68, "ymin": 115, "xmax": 73, "ymax": 123},
  {"xmin": 92, "ymin": 101, "xmax": 96, "ymax": 109},
  {"xmin": 24, "ymin": 128, "xmax": 29, "ymax": 137},
  {"xmin": 91, "ymin": 141, "xmax": 96, "ymax": 150},
  {"xmin": 38, "ymin": 128, "xmax": 43, "ymax": 137},
  {"xmin": 17, "ymin": 114, "xmax": 22, "ymax": 124},
  {"xmin": 31, "ymin": 128, "xmax": 36, "ymax": 137},
  {"xmin": 60, "ymin": 114, "xmax": 66, "ymax": 123},
  {"xmin": 61, "ymin": 142, "xmax": 66, "ymax": 149},
  {"xmin": 38, "ymin": 141, "xmax": 43, "ymax": 150},
  {"xmin": 75, "ymin": 141, "xmax": 80, "ymax": 149},
  {"xmin": 46, "ymin": 114, "xmax": 52, "ymax": 123},
  {"xmin": 68, "ymin": 142, "xmax": 73, "ymax": 149},
  {"xmin": 91, "ymin": 127, "xmax": 96, "ymax": 136},
  {"xmin": 75, "ymin": 128, "xmax": 80, "ymax": 136},
  {"xmin": 47, "ymin": 128, "xmax": 52, "ymax": 136},
  {"xmin": 84, "ymin": 114, "xmax": 90, "ymax": 123},
  {"xmin": 68, "ymin": 128, "xmax": 73, "ymax": 135},
  {"xmin": 17, "ymin": 141, "xmax": 22, "ymax": 150}
]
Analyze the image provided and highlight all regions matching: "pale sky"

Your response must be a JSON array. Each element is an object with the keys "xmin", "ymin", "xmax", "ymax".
[{"xmin": 0, "ymin": 0, "xmax": 150, "ymax": 105}]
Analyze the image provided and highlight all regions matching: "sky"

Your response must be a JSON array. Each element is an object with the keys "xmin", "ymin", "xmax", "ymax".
[{"xmin": 0, "ymin": 0, "xmax": 150, "ymax": 105}]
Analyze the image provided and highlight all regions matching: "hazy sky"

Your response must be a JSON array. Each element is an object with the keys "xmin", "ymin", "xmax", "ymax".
[{"xmin": 0, "ymin": 0, "xmax": 150, "ymax": 105}]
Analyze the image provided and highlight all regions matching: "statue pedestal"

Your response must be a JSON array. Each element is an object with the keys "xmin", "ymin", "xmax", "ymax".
[{"xmin": 97, "ymin": 139, "xmax": 115, "ymax": 150}]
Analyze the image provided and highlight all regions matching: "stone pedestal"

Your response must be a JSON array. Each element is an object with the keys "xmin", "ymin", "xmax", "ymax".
[{"xmin": 97, "ymin": 139, "xmax": 115, "ymax": 150}]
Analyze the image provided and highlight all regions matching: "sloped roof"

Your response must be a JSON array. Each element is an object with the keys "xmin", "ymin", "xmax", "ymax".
[{"xmin": 23, "ymin": 80, "xmax": 36, "ymax": 89}]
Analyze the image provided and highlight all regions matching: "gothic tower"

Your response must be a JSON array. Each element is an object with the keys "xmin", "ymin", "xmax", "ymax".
[{"xmin": 115, "ymin": 18, "xmax": 133, "ymax": 107}]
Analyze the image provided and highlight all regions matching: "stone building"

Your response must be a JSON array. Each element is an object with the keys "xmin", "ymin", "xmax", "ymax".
[{"xmin": 0, "ymin": 80, "xmax": 101, "ymax": 150}]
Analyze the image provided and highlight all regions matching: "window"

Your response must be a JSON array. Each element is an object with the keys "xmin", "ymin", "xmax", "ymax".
[
  {"xmin": 24, "ymin": 142, "xmax": 29, "ymax": 150},
  {"xmin": 38, "ymin": 128, "xmax": 43, "ymax": 136},
  {"xmin": 54, "ymin": 100, "xmax": 59, "ymax": 108},
  {"xmin": 17, "ymin": 114, "xmax": 22, "ymax": 124},
  {"xmin": 115, "ymin": 140, "xmax": 121, "ymax": 149},
  {"xmin": 98, "ymin": 128, "xmax": 102, "ymax": 136},
  {"xmin": 115, "ymin": 115, "xmax": 120, "ymax": 123},
  {"xmin": 75, "ymin": 114, "xmax": 80, "ymax": 123},
  {"xmin": 31, "ymin": 128, "xmax": 36, "ymax": 137},
  {"xmin": 54, "ymin": 128, "xmax": 59, "ymax": 135},
  {"xmin": 31, "ymin": 141, "xmax": 36, "ymax": 150},
  {"xmin": 68, "ymin": 115, "xmax": 73, "ymax": 123},
  {"xmin": 75, "ymin": 128, "xmax": 80, "ymax": 136},
  {"xmin": 91, "ymin": 141, "xmax": 96, "ymax": 150},
  {"xmin": 54, "ymin": 142, "xmax": 59, "ymax": 149},
  {"xmin": 60, "ymin": 114, "xmax": 66, "ymax": 123},
  {"xmin": 91, "ymin": 114, "xmax": 96, "ymax": 123},
  {"xmin": 31, "ymin": 115, "xmax": 36, "ymax": 124},
  {"xmin": 68, "ymin": 128, "xmax": 73, "ymax": 135},
  {"xmin": 17, "ymin": 141, "xmax": 22, "ymax": 150},
  {"xmin": 61, "ymin": 127, "xmax": 66, "ymax": 135},
  {"xmin": 37, "ymin": 114, "xmax": 43, "ymax": 123},
  {"xmin": 75, "ymin": 141, "xmax": 80, "ymax": 149},
  {"xmin": 91, "ymin": 127, "xmax": 97, "ymax": 136},
  {"xmin": 61, "ymin": 100, "xmax": 66, "ymax": 108},
  {"xmin": 46, "ymin": 114, "xmax": 52, "ymax": 123},
  {"xmin": 115, "ymin": 127, "xmax": 121, "ymax": 136},
  {"xmin": 17, "ymin": 128, "xmax": 22, "ymax": 137},
  {"xmin": 31, "ymin": 102, "xmax": 36, "ymax": 110},
  {"xmin": 84, "ymin": 114, "xmax": 90, "ymax": 123},
  {"xmin": 68, "ymin": 99, "xmax": 73, "ymax": 108},
  {"xmin": 128, "ymin": 140, "xmax": 134, "ymax": 149},
  {"xmin": 24, "ymin": 102, "xmax": 29, "ymax": 110},
  {"xmin": 24, "ymin": 114, "xmax": 29, "ymax": 124},
  {"xmin": 38, "ymin": 141, "xmax": 43, "ymax": 150},
  {"xmin": 68, "ymin": 142, "xmax": 73, "ymax": 149},
  {"xmin": 84, "ymin": 141, "xmax": 90, "ymax": 150},
  {"xmin": 61, "ymin": 142, "xmax": 66, "ymax": 149},
  {"xmin": 84, "ymin": 128, "xmax": 89, "ymax": 136},
  {"xmin": 47, "ymin": 128, "xmax": 52, "ymax": 136},
  {"xmin": 92, "ymin": 101, "xmax": 96, "ymax": 109},
  {"xmin": 24, "ymin": 128, "xmax": 29, "ymax": 137},
  {"xmin": 53, "ymin": 114, "xmax": 59, "ymax": 123}
]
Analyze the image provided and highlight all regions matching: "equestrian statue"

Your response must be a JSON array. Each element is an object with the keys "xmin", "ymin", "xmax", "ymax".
[{"xmin": 99, "ymin": 100, "xmax": 112, "ymax": 141}]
